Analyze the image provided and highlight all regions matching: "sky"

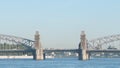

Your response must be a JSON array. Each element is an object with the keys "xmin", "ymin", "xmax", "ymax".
[{"xmin": 0, "ymin": 0, "xmax": 120, "ymax": 49}]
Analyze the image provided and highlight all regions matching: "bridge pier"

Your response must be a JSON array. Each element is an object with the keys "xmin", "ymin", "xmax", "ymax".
[
  {"xmin": 33, "ymin": 31, "xmax": 44, "ymax": 60},
  {"xmin": 78, "ymin": 31, "xmax": 89, "ymax": 60},
  {"xmin": 78, "ymin": 49, "xmax": 89, "ymax": 60},
  {"xmin": 43, "ymin": 53, "xmax": 46, "ymax": 60}
]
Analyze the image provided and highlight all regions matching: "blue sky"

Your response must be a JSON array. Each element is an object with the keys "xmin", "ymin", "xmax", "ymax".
[{"xmin": 0, "ymin": 0, "xmax": 120, "ymax": 49}]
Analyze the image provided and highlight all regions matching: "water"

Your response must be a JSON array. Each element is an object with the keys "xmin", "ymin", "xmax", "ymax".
[{"xmin": 0, "ymin": 58, "xmax": 120, "ymax": 68}]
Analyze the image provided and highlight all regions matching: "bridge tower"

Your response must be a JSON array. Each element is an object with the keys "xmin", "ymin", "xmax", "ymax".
[
  {"xmin": 33, "ymin": 31, "xmax": 44, "ymax": 60},
  {"xmin": 78, "ymin": 31, "xmax": 89, "ymax": 60}
]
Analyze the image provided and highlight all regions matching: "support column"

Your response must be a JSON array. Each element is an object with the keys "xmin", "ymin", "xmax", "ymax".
[
  {"xmin": 33, "ymin": 31, "xmax": 44, "ymax": 60},
  {"xmin": 78, "ymin": 31, "xmax": 89, "ymax": 60}
]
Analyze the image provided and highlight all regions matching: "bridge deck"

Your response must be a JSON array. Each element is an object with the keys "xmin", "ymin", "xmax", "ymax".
[
  {"xmin": 88, "ymin": 50, "xmax": 120, "ymax": 53},
  {"xmin": 0, "ymin": 49, "xmax": 35, "ymax": 52},
  {"xmin": 44, "ymin": 49, "xmax": 120, "ymax": 53},
  {"xmin": 0, "ymin": 49, "xmax": 120, "ymax": 53}
]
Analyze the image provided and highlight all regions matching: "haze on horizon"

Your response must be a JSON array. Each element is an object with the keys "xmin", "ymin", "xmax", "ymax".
[{"xmin": 0, "ymin": 0, "xmax": 120, "ymax": 49}]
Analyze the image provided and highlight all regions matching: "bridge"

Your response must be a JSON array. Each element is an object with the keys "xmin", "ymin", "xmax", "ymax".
[
  {"xmin": 44, "ymin": 31, "xmax": 120, "ymax": 60},
  {"xmin": 0, "ymin": 31, "xmax": 120, "ymax": 60},
  {"xmin": 0, "ymin": 31, "xmax": 44, "ymax": 60}
]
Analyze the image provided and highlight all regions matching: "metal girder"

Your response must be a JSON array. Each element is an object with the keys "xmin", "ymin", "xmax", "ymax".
[
  {"xmin": 87, "ymin": 34, "xmax": 120, "ymax": 50},
  {"xmin": 0, "ymin": 34, "xmax": 34, "ymax": 49}
]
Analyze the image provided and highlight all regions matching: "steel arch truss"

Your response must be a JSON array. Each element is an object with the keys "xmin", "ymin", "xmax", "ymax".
[
  {"xmin": 0, "ymin": 34, "xmax": 34, "ymax": 50},
  {"xmin": 87, "ymin": 34, "xmax": 120, "ymax": 50}
]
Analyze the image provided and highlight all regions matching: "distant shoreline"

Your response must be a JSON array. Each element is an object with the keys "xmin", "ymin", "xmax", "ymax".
[{"xmin": 0, "ymin": 56, "xmax": 33, "ymax": 59}]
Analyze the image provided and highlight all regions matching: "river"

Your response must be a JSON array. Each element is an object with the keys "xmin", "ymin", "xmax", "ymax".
[{"xmin": 0, "ymin": 58, "xmax": 119, "ymax": 68}]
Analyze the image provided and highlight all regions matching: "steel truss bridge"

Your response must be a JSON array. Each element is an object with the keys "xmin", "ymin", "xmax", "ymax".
[
  {"xmin": 88, "ymin": 34, "xmax": 120, "ymax": 50},
  {"xmin": 0, "ymin": 33, "xmax": 120, "ymax": 58},
  {"xmin": 0, "ymin": 34, "xmax": 35, "ymax": 56}
]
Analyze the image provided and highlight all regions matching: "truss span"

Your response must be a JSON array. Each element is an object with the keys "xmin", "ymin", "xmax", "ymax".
[
  {"xmin": 87, "ymin": 34, "xmax": 120, "ymax": 50},
  {"xmin": 0, "ymin": 34, "xmax": 35, "ymax": 49}
]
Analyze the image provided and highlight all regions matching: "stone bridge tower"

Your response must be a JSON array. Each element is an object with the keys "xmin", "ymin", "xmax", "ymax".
[
  {"xmin": 78, "ymin": 31, "xmax": 89, "ymax": 60},
  {"xmin": 33, "ymin": 31, "xmax": 44, "ymax": 60}
]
